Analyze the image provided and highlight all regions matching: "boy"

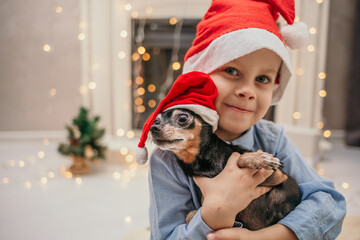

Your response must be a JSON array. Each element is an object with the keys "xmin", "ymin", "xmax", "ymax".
[{"xmin": 136, "ymin": 0, "xmax": 346, "ymax": 239}]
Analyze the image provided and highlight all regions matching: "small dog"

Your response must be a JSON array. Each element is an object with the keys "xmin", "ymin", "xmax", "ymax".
[{"xmin": 151, "ymin": 108, "xmax": 301, "ymax": 230}]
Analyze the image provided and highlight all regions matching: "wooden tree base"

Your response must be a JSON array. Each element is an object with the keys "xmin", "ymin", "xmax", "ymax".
[{"xmin": 69, "ymin": 155, "xmax": 90, "ymax": 175}]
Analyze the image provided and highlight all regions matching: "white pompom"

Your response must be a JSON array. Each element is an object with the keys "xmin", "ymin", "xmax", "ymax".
[
  {"xmin": 135, "ymin": 147, "xmax": 148, "ymax": 165},
  {"xmin": 280, "ymin": 22, "xmax": 309, "ymax": 49}
]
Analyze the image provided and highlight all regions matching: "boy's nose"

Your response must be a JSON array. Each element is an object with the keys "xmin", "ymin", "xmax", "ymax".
[{"xmin": 235, "ymin": 83, "xmax": 255, "ymax": 100}]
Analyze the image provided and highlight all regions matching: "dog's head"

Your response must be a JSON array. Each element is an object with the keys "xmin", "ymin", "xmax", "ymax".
[{"xmin": 150, "ymin": 108, "xmax": 212, "ymax": 164}]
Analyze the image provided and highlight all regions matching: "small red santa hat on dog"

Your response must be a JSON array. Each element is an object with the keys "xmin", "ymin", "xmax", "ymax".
[
  {"xmin": 183, "ymin": 0, "xmax": 308, "ymax": 105},
  {"xmin": 135, "ymin": 71, "xmax": 219, "ymax": 164}
]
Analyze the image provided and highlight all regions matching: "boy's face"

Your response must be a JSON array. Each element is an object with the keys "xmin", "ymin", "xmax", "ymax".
[{"xmin": 210, "ymin": 48, "xmax": 282, "ymax": 141}]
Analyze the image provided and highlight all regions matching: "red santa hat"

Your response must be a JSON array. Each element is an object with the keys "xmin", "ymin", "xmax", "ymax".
[
  {"xmin": 183, "ymin": 0, "xmax": 309, "ymax": 105},
  {"xmin": 135, "ymin": 71, "xmax": 219, "ymax": 164}
]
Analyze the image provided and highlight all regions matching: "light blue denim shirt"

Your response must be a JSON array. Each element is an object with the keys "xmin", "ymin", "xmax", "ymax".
[{"xmin": 148, "ymin": 119, "xmax": 346, "ymax": 240}]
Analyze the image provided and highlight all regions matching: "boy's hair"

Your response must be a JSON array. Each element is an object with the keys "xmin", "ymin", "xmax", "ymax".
[{"xmin": 183, "ymin": 0, "xmax": 309, "ymax": 105}]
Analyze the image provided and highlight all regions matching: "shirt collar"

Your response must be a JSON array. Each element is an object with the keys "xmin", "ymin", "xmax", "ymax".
[{"xmin": 227, "ymin": 126, "xmax": 255, "ymax": 151}]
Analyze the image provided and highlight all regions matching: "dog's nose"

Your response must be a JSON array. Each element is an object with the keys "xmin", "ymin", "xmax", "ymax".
[{"xmin": 150, "ymin": 125, "xmax": 161, "ymax": 133}]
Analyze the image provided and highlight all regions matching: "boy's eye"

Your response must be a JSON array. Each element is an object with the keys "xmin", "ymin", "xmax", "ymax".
[
  {"xmin": 177, "ymin": 114, "xmax": 189, "ymax": 124},
  {"xmin": 224, "ymin": 67, "xmax": 239, "ymax": 76},
  {"xmin": 256, "ymin": 75, "xmax": 270, "ymax": 84}
]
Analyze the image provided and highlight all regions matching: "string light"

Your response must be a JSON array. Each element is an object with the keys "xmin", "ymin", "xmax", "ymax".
[
  {"xmin": 79, "ymin": 85, "xmax": 88, "ymax": 95},
  {"xmin": 318, "ymin": 72, "xmax": 326, "ymax": 79},
  {"xmin": 169, "ymin": 17, "xmax": 178, "ymax": 25},
  {"xmin": 75, "ymin": 177, "xmax": 82, "ymax": 185},
  {"xmin": 25, "ymin": 181, "xmax": 32, "ymax": 189},
  {"xmin": 317, "ymin": 121, "xmax": 324, "ymax": 129},
  {"xmin": 118, "ymin": 51, "xmax": 126, "ymax": 59},
  {"xmin": 294, "ymin": 16, "xmax": 300, "ymax": 22},
  {"xmin": 292, "ymin": 112, "xmax": 301, "ymax": 120},
  {"xmin": 135, "ymin": 76, "xmax": 144, "ymax": 85},
  {"xmin": 2, "ymin": 177, "xmax": 9, "ymax": 184},
  {"xmin": 55, "ymin": 6, "xmax": 63, "ymax": 13},
  {"xmin": 131, "ymin": 11, "xmax": 139, "ymax": 19},
  {"xmin": 147, "ymin": 84, "xmax": 156, "ymax": 92},
  {"xmin": 116, "ymin": 129, "xmax": 125, "ymax": 137},
  {"xmin": 124, "ymin": 216, "xmax": 132, "ymax": 223},
  {"xmin": 142, "ymin": 53, "xmax": 150, "ymax": 61},
  {"xmin": 135, "ymin": 97, "xmax": 143, "ymax": 106},
  {"xmin": 296, "ymin": 68, "xmax": 304, "ymax": 76},
  {"xmin": 132, "ymin": 52, "xmax": 140, "ymax": 61},
  {"xmin": 79, "ymin": 22, "xmax": 86, "ymax": 29},
  {"xmin": 40, "ymin": 177, "xmax": 48, "ymax": 184},
  {"xmin": 124, "ymin": 3, "xmax": 132, "ymax": 11},
  {"xmin": 18, "ymin": 161, "xmax": 25, "ymax": 168},
  {"xmin": 309, "ymin": 27, "xmax": 317, "ymax": 34},
  {"xmin": 307, "ymin": 45, "xmax": 315, "ymax": 52},
  {"xmin": 43, "ymin": 44, "xmax": 52, "ymax": 52},
  {"xmin": 137, "ymin": 46, "xmax": 146, "ymax": 55},
  {"xmin": 49, "ymin": 88, "xmax": 57, "ymax": 97},
  {"xmin": 148, "ymin": 100, "xmax": 156, "ymax": 108},
  {"xmin": 319, "ymin": 90, "xmax": 327, "ymax": 97},
  {"xmin": 88, "ymin": 82, "xmax": 96, "ymax": 90},
  {"xmin": 78, "ymin": 33, "xmax": 86, "ymax": 40},
  {"xmin": 125, "ymin": 154, "xmax": 134, "ymax": 163},
  {"xmin": 323, "ymin": 130, "xmax": 331, "ymax": 138},
  {"xmin": 316, "ymin": 0, "xmax": 324, "ymax": 4},
  {"xmin": 120, "ymin": 147, "xmax": 128, "ymax": 155},
  {"xmin": 48, "ymin": 172, "xmax": 55, "ymax": 179},
  {"xmin": 113, "ymin": 172, "xmax": 121, "ymax": 180},
  {"xmin": 120, "ymin": 30, "xmax": 128, "ymax": 38},
  {"xmin": 342, "ymin": 182, "xmax": 350, "ymax": 189},
  {"xmin": 137, "ymin": 105, "xmax": 146, "ymax": 113},
  {"xmin": 126, "ymin": 131, "xmax": 135, "ymax": 139},
  {"xmin": 172, "ymin": 61, "xmax": 181, "ymax": 70},
  {"xmin": 9, "ymin": 160, "xmax": 15, "ymax": 167},
  {"xmin": 137, "ymin": 87, "xmax": 145, "ymax": 95},
  {"xmin": 38, "ymin": 151, "xmax": 45, "ymax": 159},
  {"xmin": 43, "ymin": 138, "xmax": 50, "ymax": 146}
]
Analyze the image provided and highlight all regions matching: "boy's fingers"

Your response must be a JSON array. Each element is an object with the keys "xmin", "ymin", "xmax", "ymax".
[{"xmin": 253, "ymin": 168, "xmax": 274, "ymax": 184}]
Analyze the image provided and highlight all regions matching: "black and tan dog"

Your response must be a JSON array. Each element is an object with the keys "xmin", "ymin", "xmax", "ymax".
[{"xmin": 151, "ymin": 108, "xmax": 301, "ymax": 230}]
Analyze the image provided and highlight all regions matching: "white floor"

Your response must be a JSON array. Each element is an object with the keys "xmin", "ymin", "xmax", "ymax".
[{"xmin": 0, "ymin": 137, "xmax": 359, "ymax": 240}]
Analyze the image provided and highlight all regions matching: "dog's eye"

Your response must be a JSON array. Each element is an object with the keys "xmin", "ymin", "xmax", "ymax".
[
  {"xmin": 177, "ymin": 114, "xmax": 189, "ymax": 124},
  {"xmin": 153, "ymin": 118, "xmax": 161, "ymax": 125}
]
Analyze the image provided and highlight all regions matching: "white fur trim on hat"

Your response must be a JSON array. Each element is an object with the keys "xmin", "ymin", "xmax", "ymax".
[
  {"xmin": 183, "ymin": 28, "xmax": 293, "ymax": 105},
  {"xmin": 281, "ymin": 22, "xmax": 309, "ymax": 49},
  {"xmin": 165, "ymin": 104, "xmax": 219, "ymax": 132},
  {"xmin": 135, "ymin": 146, "xmax": 148, "ymax": 165}
]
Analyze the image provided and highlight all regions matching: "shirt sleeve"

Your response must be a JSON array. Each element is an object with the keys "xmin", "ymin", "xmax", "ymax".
[
  {"xmin": 272, "ymin": 127, "xmax": 346, "ymax": 240},
  {"xmin": 148, "ymin": 148, "xmax": 213, "ymax": 239}
]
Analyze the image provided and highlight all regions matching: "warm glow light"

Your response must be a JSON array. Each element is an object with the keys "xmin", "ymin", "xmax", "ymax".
[
  {"xmin": 43, "ymin": 44, "xmax": 51, "ymax": 52},
  {"xmin": 9, "ymin": 160, "xmax": 15, "ymax": 167},
  {"xmin": 75, "ymin": 177, "xmax": 82, "ymax": 185},
  {"xmin": 323, "ymin": 130, "xmax": 331, "ymax": 138},
  {"xmin": 79, "ymin": 85, "xmax": 88, "ymax": 95},
  {"xmin": 131, "ymin": 11, "xmax": 139, "ymax": 19},
  {"xmin": 318, "ymin": 72, "xmax": 326, "ymax": 79},
  {"xmin": 148, "ymin": 84, "xmax": 156, "ymax": 92},
  {"xmin": 125, "ymin": 80, "xmax": 132, "ymax": 87},
  {"xmin": 126, "ymin": 131, "xmax": 135, "ymax": 139},
  {"xmin": 309, "ymin": 27, "xmax": 317, "ymax": 34},
  {"xmin": 132, "ymin": 52, "xmax": 140, "ymax": 61},
  {"xmin": 137, "ymin": 105, "xmax": 146, "ymax": 113},
  {"xmin": 38, "ymin": 151, "xmax": 45, "ymax": 159},
  {"xmin": 78, "ymin": 33, "xmax": 86, "ymax": 40},
  {"xmin": 169, "ymin": 17, "xmax": 178, "ymax": 25},
  {"xmin": 118, "ymin": 51, "xmax": 126, "ymax": 59},
  {"xmin": 316, "ymin": 0, "xmax": 324, "ymax": 4},
  {"xmin": 148, "ymin": 99, "xmax": 156, "ymax": 108},
  {"xmin": 135, "ymin": 97, "xmax": 143, "ymax": 106},
  {"xmin": 79, "ymin": 22, "xmax": 86, "ymax": 28},
  {"xmin": 137, "ymin": 87, "xmax": 145, "ymax": 95},
  {"xmin": 135, "ymin": 76, "xmax": 144, "ymax": 85},
  {"xmin": 120, "ymin": 147, "xmax": 128, "ymax": 155},
  {"xmin": 307, "ymin": 45, "xmax": 315, "ymax": 52},
  {"xmin": 113, "ymin": 172, "xmax": 121, "ymax": 180},
  {"xmin": 296, "ymin": 68, "xmax": 304, "ymax": 76},
  {"xmin": 125, "ymin": 154, "xmax": 134, "ymax": 163},
  {"xmin": 124, "ymin": 216, "xmax": 132, "ymax": 223},
  {"xmin": 317, "ymin": 121, "xmax": 324, "ymax": 129},
  {"xmin": 342, "ymin": 182, "xmax": 350, "ymax": 189},
  {"xmin": 120, "ymin": 30, "xmax": 128, "ymax": 38},
  {"xmin": 146, "ymin": 7, "xmax": 153, "ymax": 15},
  {"xmin": 40, "ymin": 177, "xmax": 48, "ymax": 184},
  {"xmin": 55, "ymin": 6, "xmax": 63, "ymax": 13},
  {"xmin": 88, "ymin": 82, "xmax": 96, "ymax": 90},
  {"xmin": 117, "ymin": 129, "xmax": 125, "ymax": 137},
  {"xmin": 49, "ymin": 88, "xmax": 57, "ymax": 97},
  {"xmin": 25, "ymin": 181, "xmax": 32, "ymax": 188},
  {"xmin": 43, "ymin": 138, "xmax": 50, "ymax": 146},
  {"xmin": 294, "ymin": 16, "xmax": 300, "ymax": 22},
  {"xmin": 65, "ymin": 171, "xmax": 73, "ymax": 179},
  {"xmin": 124, "ymin": 3, "xmax": 132, "ymax": 11},
  {"xmin": 48, "ymin": 172, "xmax": 55, "ymax": 178},
  {"xmin": 319, "ymin": 90, "xmax": 327, "ymax": 97},
  {"xmin": 172, "ymin": 61, "xmax": 181, "ymax": 70},
  {"xmin": 18, "ymin": 161, "xmax": 25, "ymax": 168},
  {"xmin": 317, "ymin": 168, "xmax": 325, "ymax": 176},
  {"xmin": 142, "ymin": 53, "xmax": 150, "ymax": 61},
  {"xmin": 2, "ymin": 177, "xmax": 9, "ymax": 184},
  {"xmin": 293, "ymin": 112, "xmax": 301, "ymax": 120},
  {"xmin": 137, "ymin": 46, "xmax": 146, "ymax": 55}
]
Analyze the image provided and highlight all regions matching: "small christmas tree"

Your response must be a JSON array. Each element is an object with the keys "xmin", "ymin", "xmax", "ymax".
[{"xmin": 58, "ymin": 107, "xmax": 106, "ymax": 174}]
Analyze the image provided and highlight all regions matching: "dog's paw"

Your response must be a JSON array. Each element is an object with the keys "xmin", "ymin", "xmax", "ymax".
[{"xmin": 238, "ymin": 150, "xmax": 282, "ymax": 170}]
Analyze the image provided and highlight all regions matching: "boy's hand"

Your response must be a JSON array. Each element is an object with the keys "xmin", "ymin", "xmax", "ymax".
[
  {"xmin": 206, "ymin": 224, "xmax": 298, "ymax": 240},
  {"xmin": 193, "ymin": 152, "xmax": 273, "ymax": 230}
]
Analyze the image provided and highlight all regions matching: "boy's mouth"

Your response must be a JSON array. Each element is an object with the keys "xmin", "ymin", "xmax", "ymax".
[{"xmin": 225, "ymin": 104, "xmax": 253, "ymax": 113}]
